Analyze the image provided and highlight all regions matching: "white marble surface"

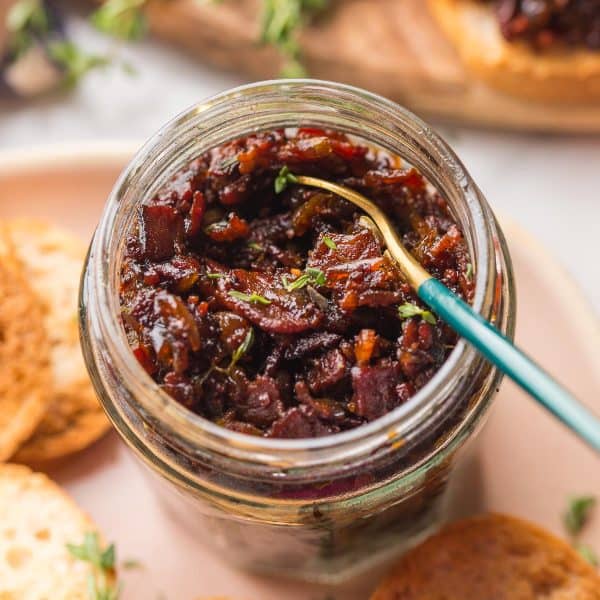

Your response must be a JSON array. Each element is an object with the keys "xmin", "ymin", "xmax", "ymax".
[{"xmin": 1, "ymin": 18, "xmax": 598, "ymax": 312}]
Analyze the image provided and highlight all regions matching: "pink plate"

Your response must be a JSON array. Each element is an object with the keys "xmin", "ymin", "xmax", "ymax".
[{"xmin": 0, "ymin": 145, "xmax": 598, "ymax": 600}]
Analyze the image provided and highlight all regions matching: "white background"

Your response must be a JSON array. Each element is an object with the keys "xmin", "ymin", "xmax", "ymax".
[{"xmin": 1, "ymin": 19, "xmax": 598, "ymax": 313}]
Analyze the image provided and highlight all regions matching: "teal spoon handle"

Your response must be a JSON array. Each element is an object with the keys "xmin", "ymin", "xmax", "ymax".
[{"xmin": 419, "ymin": 278, "xmax": 600, "ymax": 453}]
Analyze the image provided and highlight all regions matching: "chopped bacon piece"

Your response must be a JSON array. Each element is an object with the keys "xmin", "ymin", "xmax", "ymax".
[{"xmin": 205, "ymin": 213, "xmax": 250, "ymax": 242}]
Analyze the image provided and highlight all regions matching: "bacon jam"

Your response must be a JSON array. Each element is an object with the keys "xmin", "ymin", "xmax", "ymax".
[
  {"xmin": 490, "ymin": 0, "xmax": 600, "ymax": 49},
  {"xmin": 120, "ymin": 129, "xmax": 474, "ymax": 439}
]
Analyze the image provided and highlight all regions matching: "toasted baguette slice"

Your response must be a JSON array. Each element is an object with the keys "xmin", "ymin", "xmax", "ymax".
[
  {"xmin": 371, "ymin": 513, "xmax": 600, "ymax": 599},
  {"xmin": 8, "ymin": 220, "xmax": 110, "ymax": 464},
  {"xmin": 0, "ymin": 464, "xmax": 105, "ymax": 599},
  {"xmin": 428, "ymin": 0, "xmax": 600, "ymax": 103},
  {"xmin": 0, "ymin": 227, "xmax": 50, "ymax": 460}
]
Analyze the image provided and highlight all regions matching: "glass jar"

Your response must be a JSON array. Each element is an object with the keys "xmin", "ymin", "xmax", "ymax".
[{"xmin": 80, "ymin": 80, "xmax": 515, "ymax": 584}]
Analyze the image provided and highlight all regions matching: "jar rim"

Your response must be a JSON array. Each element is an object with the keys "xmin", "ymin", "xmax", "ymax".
[{"xmin": 84, "ymin": 79, "xmax": 505, "ymax": 468}]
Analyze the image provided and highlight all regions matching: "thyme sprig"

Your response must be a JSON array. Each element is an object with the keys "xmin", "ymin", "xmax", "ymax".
[
  {"xmin": 198, "ymin": 327, "xmax": 254, "ymax": 384},
  {"xmin": 6, "ymin": 0, "xmax": 48, "ymax": 57},
  {"xmin": 260, "ymin": 0, "xmax": 328, "ymax": 77},
  {"xmin": 67, "ymin": 532, "xmax": 119, "ymax": 600},
  {"xmin": 274, "ymin": 165, "xmax": 298, "ymax": 193},
  {"xmin": 229, "ymin": 290, "xmax": 272, "ymax": 305},
  {"xmin": 4, "ymin": 0, "xmax": 328, "ymax": 90},
  {"xmin": 283, "ymin": 267, "xmax": 326, "ymax": 291},
  {"xmin": 398, "ymin": 302, "xmax": 437, "ymax": 325},
  {"xmin": 91, "ymin": 0, "xmax": 147, "ymax": 40},
  {"xmin": 48, "ymin": 42, "xmax": 110, "ymax": 88},
  {"xmin": 564, "ymin": 496, "xmax": 596, "ymax": 537},
  {"xmin": 322, "ymin": 235, "xmax": 337, "ymax": 250},
  {"xmin": 6, "ymin": 0, "xmax": 112, "ymax": 88},
  {"xmin": 229, "ymin": 328, "xmax": 254, "ymax": 372},
  {"xmin": 563, "ymin": 495, "xmax": 598, "ymax": 567},
  {"xmin": 465, "ymin": 262, "xmax": 473, "ymax": 281}
]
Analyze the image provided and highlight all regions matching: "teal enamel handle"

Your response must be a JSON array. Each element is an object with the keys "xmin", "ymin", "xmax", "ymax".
[{"xmin": 419, "ymin": 278, "xmax": 600, "ymax": 453}]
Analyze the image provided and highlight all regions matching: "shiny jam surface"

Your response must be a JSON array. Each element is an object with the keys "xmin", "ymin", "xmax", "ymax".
[{"xmin": 120, "ymin": 129, "xmax": 474, "ymax": 439}]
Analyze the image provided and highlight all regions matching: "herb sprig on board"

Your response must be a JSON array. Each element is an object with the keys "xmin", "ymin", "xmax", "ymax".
[
  {"xmin": 5, "ymin": 0, "xmax": 49, "ymax": 57},
  {"xmin": 4, "ymin": 0, "xmax": 328, "ymax": 91},
  {"xmin": 91, "ymin": 0, "xmax": 148, "ymax": 41},
  {"xmin": 563, "ymin": 495, "xmax": 598, "ymax": 567},
  {"xmin": 260, "ymin": 0, "xmax": 329, "ymax": 76},
  {"xmin": 67, "ymin": 532, "xmax": 120, "ymax": 599},
  {"xmin": 6, "ymin": 0, "xmax": 114, "ymax": 89}
]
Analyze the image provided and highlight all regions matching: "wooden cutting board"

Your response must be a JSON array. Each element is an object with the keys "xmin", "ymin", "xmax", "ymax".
[{"xmin": 146, "ymin": 0, "xmax": 600, "ymax": 133}]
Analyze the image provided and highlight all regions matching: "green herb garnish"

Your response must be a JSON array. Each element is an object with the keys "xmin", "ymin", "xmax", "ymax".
[
  {"xmin": 67, "ymin": 533, "xmax": 115, "ymax": 570},
  {"xmin": 562, "ymin": 495, "xmax": 598, "ymax": 568},
  {"xmin": 260, "ymin": 0, "xmax": 328, "ymax": 76},
  {"xmin": 91, "ymin": 0, "xmax": 147, "ymax": 41},
  {"xmin": 228, "ymin": 290, "xmax": 272, "ymax": 305},
  {"xmin": 248, "ymin": 242, "xmax": 264, "ymax": 251},
  {"xmin": 229, "ymin": 328, "xmax": 254, "ymax": 372},
  {"xmin": 5, "ymin": 0, "xmax": 329, "ymax": 93},
  {"xmin": 398, "ymin": 302, "xmax": 436, "ymax": 325},
  {"xmin": 322, "ymin": 235, "xmax": 337, "ymax": 250},
  {"xmin": 6, "ymin": 0, "xmax": 122, "ymax": 89},
  {"xmin": 274, "ymin": 166, "xmax": 298, "ymax": 194},
  {"xmin": 67, "ymin": 532, "xmax": 119, "ymax": 599},
  {"xmin": 465, "ymin": 262, "xmax": 473, "ymax": 281},
  {"xmin": 285, "ymin": 267, "xmax": 326, "ymax": 291},
  {"xmin": 576, "ymin": 544, "xmax": 599, "ymax": 567},
  {"xmin": 564, "ymin": 496, "xmax": 596, "ymax": 537},
  {"xmin": 207, "ymin": 272, "xmax": 225, "ymax": 279},
  {"xmin": 48, "ymin": 41, "xmax": 110, "ymax": 88},
  {"xmin": 6, "ymin": 0, "xmax": 48, "ymax": 57}
]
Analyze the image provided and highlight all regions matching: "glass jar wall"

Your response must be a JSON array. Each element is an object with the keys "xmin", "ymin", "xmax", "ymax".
[{"xmin": 80, "ymin": 80, "xmax": 515, "ymax": 584}]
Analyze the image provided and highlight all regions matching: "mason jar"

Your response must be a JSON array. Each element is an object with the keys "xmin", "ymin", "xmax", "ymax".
[{"xmin": 80, "ymin": 80, "xmax": 515, "ymax": 584}]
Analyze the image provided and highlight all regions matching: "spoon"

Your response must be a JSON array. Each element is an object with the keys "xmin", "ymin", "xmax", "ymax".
[{"xmin": 287, "ymin": 172, "xmax": 600, "ymax": 453}]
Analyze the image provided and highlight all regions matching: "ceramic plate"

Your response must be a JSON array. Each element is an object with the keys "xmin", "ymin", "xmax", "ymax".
[{"xmin": 0, "ymin": 145, "xmax": 598, "ymax": 600}]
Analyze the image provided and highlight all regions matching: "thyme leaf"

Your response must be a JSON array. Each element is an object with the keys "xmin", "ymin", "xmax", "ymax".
[
  {"xmin": 274, "ymin": 166, "xmax": 298, "ymax": 194},
  {"xmin": 398, "ymin": 302, "xmax": 436, "ymax": 325},
  {"xmin": 48, "ymin": 42, "xmax": 110, "ymax": 88},
  {"xmin": 67, "ymin": 532, "xmax": 119, "ymax": 599},
  {"xmin": 228, "ymin": 290, "xmax": 271, "ymax": 305},
  {"xmin": 322, "ymin": 235, "xmax": 337, "ymax": 250},
  {"xmin": 562, "ymin": 495, "xmax": 598, "ymax": 568},
  {"xmin": 91, "ymin": 0, "xmax": 147, "ymax": 41},
  {"xmin": 564, "ymin": 496, "xmax": 596, "ymax": 537},
  {"xmin": 229, "ymin": 328, "xmax": 255, "ymax": 372},
  {"xmin": 6, "ymin": 0, "xmax": 48, "ymax": 56},
  {"xmin": 285, "ymin": 267, "xmax": 326, "ymax": 291},
  {"xmin": 465, "ymin": 262, "xmax": 473, "ymax": 281},
  {"xmin": 260, "ymin": 0, "xmax": 328, "ymax": 76},
  {"xmin": 67, "ymin": 532, "xmax": 115, "ymax": 570}
]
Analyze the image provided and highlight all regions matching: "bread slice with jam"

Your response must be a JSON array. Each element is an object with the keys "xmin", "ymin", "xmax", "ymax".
[{"xmin": 428, "ymin": 0, "xmax": 600, "ymax": 103}]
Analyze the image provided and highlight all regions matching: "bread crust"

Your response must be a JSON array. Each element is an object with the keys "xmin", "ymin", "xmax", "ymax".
[
  {"xmin": 371, "ymin": 513, "xmax": 600, "ymax": 599},
  {"xmin": 0, "ymin": 463, "xmax": 105, "ymax": 599},
  {"xmin": 428, "ymin": 0, "xmax": 600, "ymax": 103},
  {"xmin": 0, "ymin": 228, "xmax": 51, "ymax": 461},
  {"xmin": 7, "ymin": 220, "xmax": 110, "ymax": 463}
]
